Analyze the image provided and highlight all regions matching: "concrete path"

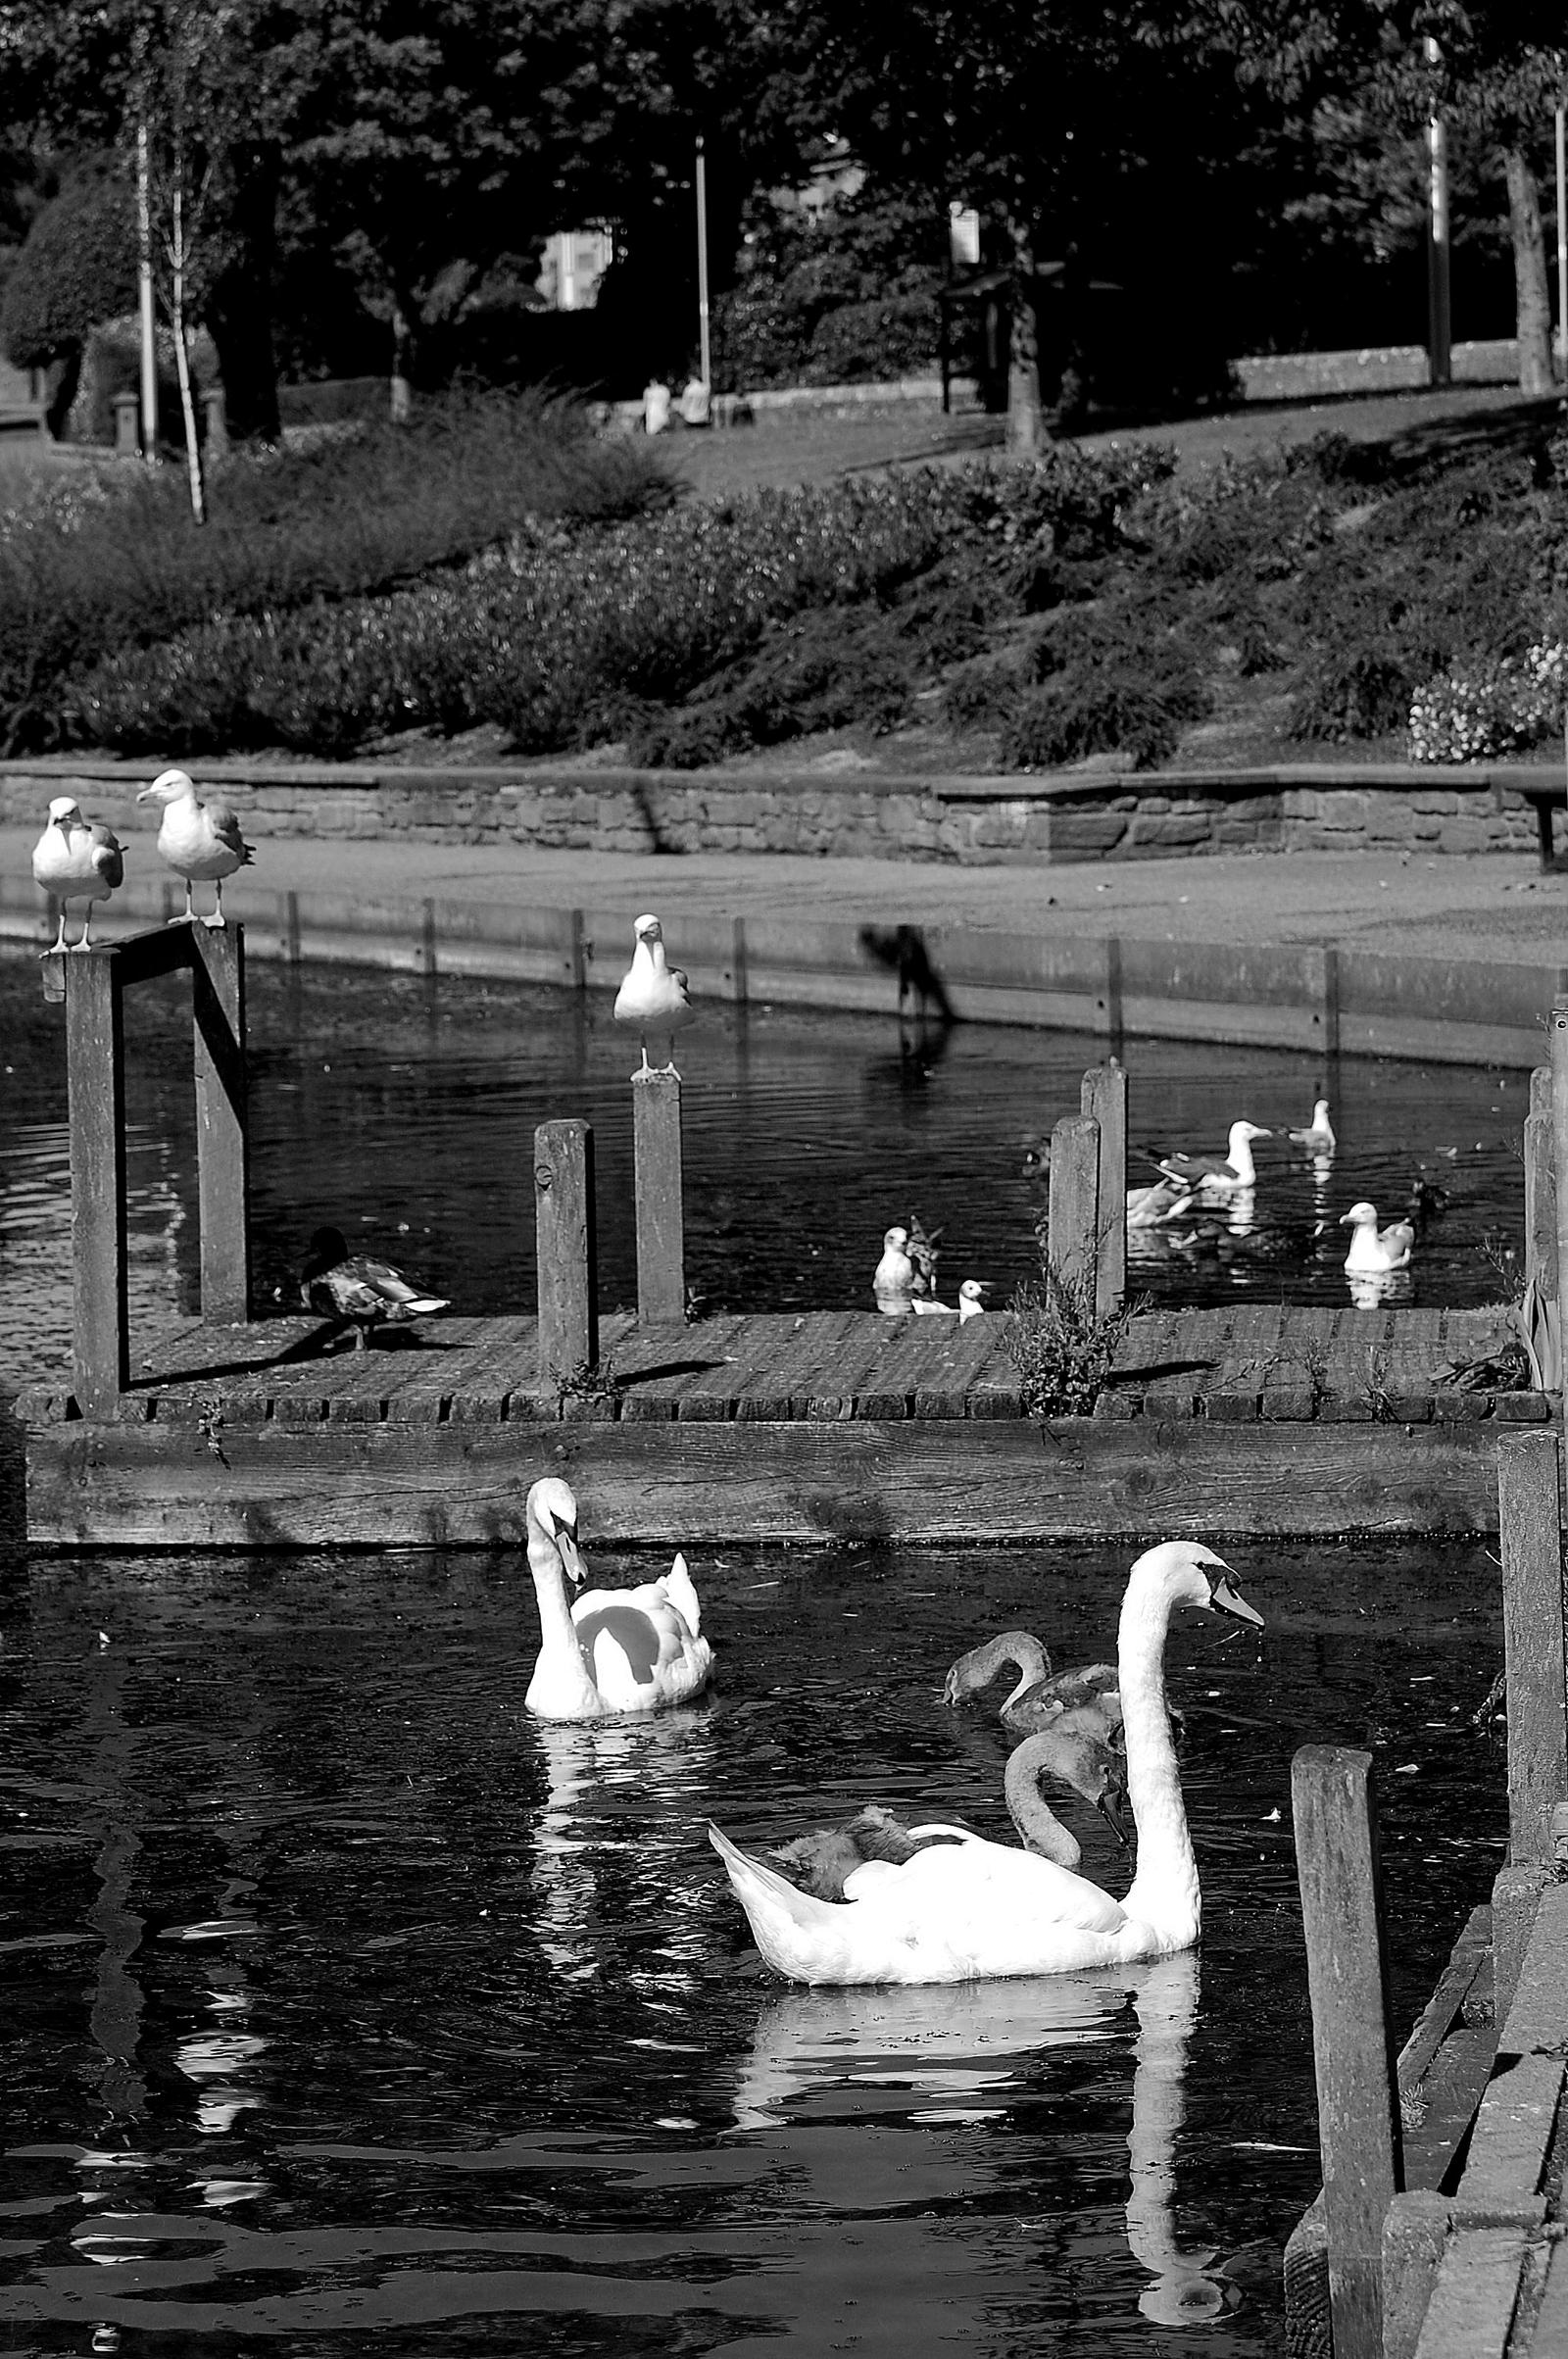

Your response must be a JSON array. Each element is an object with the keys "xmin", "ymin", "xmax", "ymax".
[{"xmin": 3, "ymin": 826, "xmax": 1566, "ymax": 969}]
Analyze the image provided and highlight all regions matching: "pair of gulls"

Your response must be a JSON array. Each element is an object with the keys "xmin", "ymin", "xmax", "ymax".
[
  {"xmin": 873, "ymin": 1222, "xmax": 987, "ymax": 1319},
  {"xmin": 31, "ymin": 770, "xmax": 254, "ymax": 951},
  {"xmin": 521, "ymin": 1475, "xmax": 1264, "ymax": 1986},
  {"xmin": 1137, "ymin": 1104, "xmax": 1412, "ymax": 1274}
]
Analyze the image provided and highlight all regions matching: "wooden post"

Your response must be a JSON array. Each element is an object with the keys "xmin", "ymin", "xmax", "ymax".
[
  {"xmin": 1550, "ymin": 1006, "xmax": 1568, "ymax": 1305},
  {"xmin": 1292, "ymin": 1744, "xmax": 1402, "ymax": 2359},
  {"xmin": 190, "ymin": 924, "xmax": 251, "ymax": 1323},
  {"xmin": 65, "ymin": 953, "xmax": 128, "ymax": 1416},
  {"xmin": 534, "ymin": 1119, "xmax": 598, "ymax": 1381},
  {"xmin": 1527, "ymin": 1065, "xmax": 1557, "ymax": 1301},
  {"xmin": 1080, "ymin": 1062, "xmax": 1126, "ymax": 1318},
  {"xmin": 1047, "ymin": 1112, "xmax": 1100, "ymax": 1303},
  {"xmin": 1497, "ymin": 1432, "xmax": 1567, "ymax": 1868},
  {"xmin": 632, "ymin": 1070, "xmax": 685, "ymax": 1325}
]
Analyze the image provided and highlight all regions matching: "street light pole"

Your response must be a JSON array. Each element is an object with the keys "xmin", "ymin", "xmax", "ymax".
[
  {"xmin": 1555, "ymin": 103, "xmax": 1567, "ymax": 377},
  {"xmin": 135, "ymin": 111, "xmax": 161, "ymax": 459},
  {"xmin": 695, "ymin": 134, "xmax": 711, "ymax": 388}
]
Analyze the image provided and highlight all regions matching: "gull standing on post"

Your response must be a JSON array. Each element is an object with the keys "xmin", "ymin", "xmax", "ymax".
[
  {"xmin": 613, "ymin": 913, "xmax": 694, "ymax": 1076},
  {"xmin": 31, "ymin": 797, "xmax": 125, "ymax": 951},
  {"xmin": 137, "ymin": 767, "xmax": 254, "ymax": 926}
]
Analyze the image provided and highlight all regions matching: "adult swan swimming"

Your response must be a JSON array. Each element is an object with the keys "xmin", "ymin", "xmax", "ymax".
[
  {"xmin": 523, "ymin": 1476, "xmax": 713, "ymax": 1720},
  {"xmin": 709, "ymin": 1541, "xmax": 1261, "ymax": 1985}
]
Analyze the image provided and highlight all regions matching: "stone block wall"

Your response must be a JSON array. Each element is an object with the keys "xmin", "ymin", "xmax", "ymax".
[{"xmin": 0, "ymin": 760, "xmax": 1547, "ymax": 865}]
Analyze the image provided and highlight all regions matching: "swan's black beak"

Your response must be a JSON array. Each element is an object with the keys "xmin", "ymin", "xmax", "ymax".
[
  {"xmin": 1208, "ymin": 1568, "xmax": 1264, "ymax": 1629},
  {"xmin": 553, "ymin": 1520, "xmax": 584, "ymax": 1587},
  {"xmin": 1097, "ymin": 1785, "xmax": 1131, "ymax": 1848}
]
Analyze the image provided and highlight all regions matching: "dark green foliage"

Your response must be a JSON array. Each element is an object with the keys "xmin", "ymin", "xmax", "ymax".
[
  {"xmin": 0, "ymin": 166, "xmax": 134, "ymax": 368},
  {"xmin": 711, "ymin": 185, "xmax": 950, "ymax": 393},
  {"xmin": 1005, "ymin": 1271, "xmax": 1135, "ymax": 1420},
  {"xmin": 629, "ymin": 608, "xmax": 913, "ymax": 767}
]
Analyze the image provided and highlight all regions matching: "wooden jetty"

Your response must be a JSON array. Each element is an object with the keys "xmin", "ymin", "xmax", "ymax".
[
  {"xmin": 8, "ymin": 921, "xmax": 1566, "ymax": 1548},
  {"xmin": 1285, "ymin": 1433, "xmax": 1568, "ymax": 2359}
]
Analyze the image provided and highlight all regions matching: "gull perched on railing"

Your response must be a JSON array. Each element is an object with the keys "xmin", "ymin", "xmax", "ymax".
[
  {"xmin": 31, "ymin": 796, "xmax": 124, "ymax": 950},
  {"xmin": 911, "ymin": 1279, "xmax": 990, "ymax": 1320},
  {"xmin": 612, "ymin": 913, "xmax": 694, "ymax": 1077},
  {"xmin": 137, "ymin": 767, "xmax": 254, "ymax": 926}
]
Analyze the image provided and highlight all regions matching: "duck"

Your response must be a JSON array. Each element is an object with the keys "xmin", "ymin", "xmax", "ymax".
[
  {"xmin": 709, "ymin": 1541, "xmax": 1261, "ymax": 1985},
  {"xmin": 765, "ymin": 1725, "xmax": 1128, "ymax": 1903},
  {"xmin": 1339, "ymin": 1201, "xmax": 1415, "ymax": 1275},
  {"xmin": 612, "ymin": 913, "xmax": 694, "ymax": 1077},
  {"xmin": 944, "ymin": 1628, "xmax": 1120, "ymax": 1741},
  {"xmin": 299, "ymin": 1225, "xmax": 450, "ymax": 1349},
  {"xmin": 1154, "ymin": 1120, "xmax": 1271, "ymax": 1201},
  {"xmin": 31, "ymin": 797, "xmax": 125, "ymax": 951},
  {"xmin": 523, "ymin": 1475, "xmax": 713, "ymax": 1720},
  {"xmin": 136, "ymin": 767, "xmax": 254, "ymax": 926},
  {"xmin": 1287, "ymin": 1098, "xmax": 1336, "ymax": 1155},
  {"xmin": 906, "ymin": 1212, "xmax": 944, "ymax": 1296}
]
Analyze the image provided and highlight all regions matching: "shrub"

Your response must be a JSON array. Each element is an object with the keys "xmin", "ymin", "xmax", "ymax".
[
  {"xmin": 1005, "ymin": 1271, "xmax": 1135, "ymax": 1418},
  {"xmin": 1408, "ymin": 641, "xmax": 1567, "ymax": 763},
  {"xmin": 1001, "ymin": 665, "xmax": 1210, "ymax": 771},
  {"xmin": 0, "ymin": 167, "xmax": 135, "ymax": 369}
]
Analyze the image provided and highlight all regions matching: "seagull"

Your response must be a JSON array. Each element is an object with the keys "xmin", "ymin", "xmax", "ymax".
[
  {"xmin": 299, "ymin": 1225, "xmax": 450, "ymax": 1350},
  {"xmin": 1126, "ymin": 1178, "xmax": 1195, "ymax": 1229},
  {"xmin": 1154, "ymin": 1119, "xmax": 1271, "ymax": 1201},
  {"xmin": 612, "ymin": 913, "xmax": 694, "ymax": 1077},
  {"xmin": 1287, "ymin": 1099, "xmax": 1336, "ymax": 1155},
  {"xmin": 1339, "ymin": 1201, "xmax": 1415, "ymax": 1275},
  {"xmin": 31, "ymin": 797, "xmax": 124, "ymax": 951},
  {"xmin": 136, "ymin": 767, "xmax": 254, "ymax": 926},
  {"xmin": 911, "ymin": 1279, "xmax": 990, "ymax": 1319},
  {"xmin": 873, "ymin": 1226, "xmax": 915, "ymax": 1299}
]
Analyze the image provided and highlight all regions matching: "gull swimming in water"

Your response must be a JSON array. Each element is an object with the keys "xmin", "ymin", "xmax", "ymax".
[
  {"xmin": 31, "ymin": 797, "xmax": 124, "ymax": 950},
  {"xmin": 612, "ymin": 913, "xmax": 694, "ymax": 1077},
  {"xmin": 1126, "ymin": 1178, "xmax": 1196, "ymax": 1230},
  {"xmin": 137, "ymin": 767, "xmax": 254, "ymax": 926},
  {"xmin": 1339, "ymin": 1201, "xmax": 1415, "ymax": 1276},
  {"xmin": 1287, "ymin": 1098, "xmax": 1336, "ymax": 1155},
  {"xmin": 1154, "ymin": 1120, "xmax": 1270, "ymax": 1201}
]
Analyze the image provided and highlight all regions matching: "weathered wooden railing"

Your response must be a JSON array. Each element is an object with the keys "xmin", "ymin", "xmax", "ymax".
[
  {"xmin": 47, "ymin": 923, "xmax": 250, "ymax": 1419},
  {"xmin": 1285, "ymin": 1431, "xmax": 1568, "ymax": 2358}
]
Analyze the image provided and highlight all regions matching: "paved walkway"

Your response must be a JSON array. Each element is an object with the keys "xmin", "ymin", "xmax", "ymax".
[{"xmin": 4, "ymin": 826, "xmax": 1567, "ymax": 969}]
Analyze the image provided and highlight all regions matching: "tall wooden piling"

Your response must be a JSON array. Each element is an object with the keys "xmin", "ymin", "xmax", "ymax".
[
  {"xmin": 1047, "ymin": 1112, "xmax": 1101, "ymax": 1302},
  {"xmin": 1526, "ymin": 1065, "xmax": 1557, "ymax": 1301},
  {"xmin": 190, "ymin": 924, "xmax": 251, "ymax": 1322},
  {"xmin": 534, "ymin": 1120, "xmax": 599, "ymax": 1382},
  {"xmin": 1498, "ymin": 1432, "xmax": 1567, "ymax": 1869},
  {"xmin": 1292, "ymin": 1744, "xmax": 1402, "ymax": 2359},
  {"xmin": 632, "ymin": 1070, "xmax": 686, "ymax": 1325},
  {"xmin": 63, "ymin": 954, "xmax": 128, "ymax": 1417},
  {"xmin": 1080, "ymin": 1062, "xmax": 1127, "ymax": 1318},
  {"xmin": 1550, "ymin": 1005, "xmax": 1568, "ymax": 1306}
]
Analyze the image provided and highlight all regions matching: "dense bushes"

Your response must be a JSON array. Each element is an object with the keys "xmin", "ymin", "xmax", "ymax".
[{"xmin": 0, "ymin": 391, "xmax": 667, "ymax": 753}]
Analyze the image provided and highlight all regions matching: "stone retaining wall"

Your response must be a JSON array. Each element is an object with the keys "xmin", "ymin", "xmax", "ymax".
[{"xmin": 0, "ymin": 759, "xmax": 1546, "ymax": 865}]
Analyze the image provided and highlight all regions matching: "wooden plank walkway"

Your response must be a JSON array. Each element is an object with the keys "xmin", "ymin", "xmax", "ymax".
[{"xmin": 16, "ymin": 1303, "xmax": 1556, "ymax": 1548}]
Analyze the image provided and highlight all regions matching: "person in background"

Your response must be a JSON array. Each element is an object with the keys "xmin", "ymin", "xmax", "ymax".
[
  {"xmin": 679, "ymin": 370, "xmax": 710, "ymax": 427},
  {"xmin": 643, "ymin": 376, "xmax": 671, "ymax": 434}
]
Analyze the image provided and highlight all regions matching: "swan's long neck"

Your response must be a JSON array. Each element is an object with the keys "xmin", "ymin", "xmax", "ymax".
[
  {"xmin": 971, "ymin": 1632, "xmax": 1051, "ymax": 1708},
  {"xmin": 1004, "ymin": 1741, "xmax": 1082, "ymax": 1871},
  {"xmin": 527, "ymin": 1528, "xmax": 591, "ymax": 1677},
  {"xmin": 1117, "ymin": 1573, "xmax": 1200, "ymax": 1948}
]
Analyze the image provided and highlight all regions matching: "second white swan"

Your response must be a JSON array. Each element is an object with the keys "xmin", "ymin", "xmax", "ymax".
[
  {"xmin": 523, "ymin": 1476, "xmax": 713, "ymax": 1720},
  {"xmin": 710, "ymin": 1541, "xmax": 1261, "ymax": 1984}
]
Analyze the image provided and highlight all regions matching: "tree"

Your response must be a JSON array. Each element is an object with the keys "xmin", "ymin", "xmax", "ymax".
[{"xmin": 0, "ymin": 164, "xmax": 136, "ymax": 430}]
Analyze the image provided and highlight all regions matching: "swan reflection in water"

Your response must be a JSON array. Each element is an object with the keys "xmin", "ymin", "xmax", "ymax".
[
  {"xmin": 529, "ymin": 1709, "xmax": 718, "ymax": 1990},
  {"xmin": 730, "ymin": 1950, "xmax": 1227, "ymax": 2326}
]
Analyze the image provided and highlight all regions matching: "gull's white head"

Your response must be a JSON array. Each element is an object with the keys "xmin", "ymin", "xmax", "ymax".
[
  {"xmin": 958, "ymin": 1280, "xmax": 989, "ymax": 1304},
  {"xmin": 1339, "ymin": 1202, "xmax": 1378, "ymax": 1227},
  {"xmin": 46, "ymin": 797, "xmax": 81, "ymax": 826},
  {"xmin": 1230, "ymin": 1120, "xmax": 1271, "ymax": 1146},
  {"xmin": 137, "ymin": 767, "xmax": 195, "ymax": 807},
  {"xmin": 882, "ymin": 1226, "xmax": 908, "ymax": 1251},
  {"xmin": 633, "ymin": 913, "xmax": 663, "ymax": 946}
]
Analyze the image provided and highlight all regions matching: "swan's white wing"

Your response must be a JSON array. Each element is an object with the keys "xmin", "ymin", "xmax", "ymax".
[
  {"xmin": 845, "ymin": 1839, "xmax": 1128, "ymax": 1938},
  {"xmin": 658, "ymin": 1550, "xmax": 702, "ymax": 1635},
  {"xmin": 587, "ymin": 1622, "xmax": 645, "ymax": 1709}
]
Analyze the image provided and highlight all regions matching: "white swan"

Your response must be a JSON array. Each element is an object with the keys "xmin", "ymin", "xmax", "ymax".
[
  {"xmin": 1155, "ymin": 1120, "xmax": 1270, "ymax": 1200},
  {"xmin": 612, "ymin": 913, "xmax": 694, "ymax": 1076},
  {"xmin": 523, "ymin": 1476, "xmax": 713, "ymax": 1720},
  {"xmin": 1340, "ymin": 1200, "xmax": 1414, "ymax": 1275},
  {"xmin": 944, "ymin": 1629, "xmax": 1120, "ymax": 1742},
  {"xmin": 709, "ymin": 1541, "xmax": 1261, "ymax": 1985},
  {"xmin": 136, "ymin": 767, "xmax": 254, "ymax": 926},
  {"xmin": 31, "ymin": 797, "xmax": 125, "ymax": 952}
]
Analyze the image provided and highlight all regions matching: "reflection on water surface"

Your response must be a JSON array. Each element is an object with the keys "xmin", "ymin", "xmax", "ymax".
[
  {"xmin": 0, "ymin": 1539, "xmax": 1505, "ymax": 2355},
  {"xmin": 0, "ymin": 951, "xmax": 1531, "ymax": 1389}
]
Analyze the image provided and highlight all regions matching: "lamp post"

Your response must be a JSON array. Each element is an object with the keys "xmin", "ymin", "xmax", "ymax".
[
  {"xmin": 1425, "ymin": 36, "xmax": 1451, "ymax": 387},
  {"xmin": 695, "ymin": 134, "xmax": 711, "ymax": 389},
  {"xmin": 135, "ymin": 112, "xmax": 160, "ymax": 459},
  {"xmin": 1556, "ymin": 103, "xmax": 1567, "ymax": 377}
]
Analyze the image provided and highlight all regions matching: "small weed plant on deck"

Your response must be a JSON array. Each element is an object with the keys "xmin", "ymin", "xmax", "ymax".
[{"xmin": 1004, "ymin": 1270, "xmax": 1137, "ymax": 1419}]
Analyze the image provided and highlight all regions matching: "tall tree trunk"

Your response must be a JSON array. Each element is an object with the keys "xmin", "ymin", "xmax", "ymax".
[
  {"xmin": 205, "ymin": 143, "xmax": 281, "ymax": 442},
  {"xmin": 1005, "ymin": 220, "xmax": 1043, "ymax": 457},
  {"xmin": 1504, "ymin": 148, "xmax": 1555, "ymax": 396}
]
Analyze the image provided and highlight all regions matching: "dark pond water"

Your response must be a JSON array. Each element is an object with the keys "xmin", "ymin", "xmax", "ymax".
[
  {"xmin": 0, "ymin": 950, "xmax": 1533, "ymax": 1390},
  {"xmin": 0, "ymin": 1539, "xmax": 1505, "ymax": 2357}
]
